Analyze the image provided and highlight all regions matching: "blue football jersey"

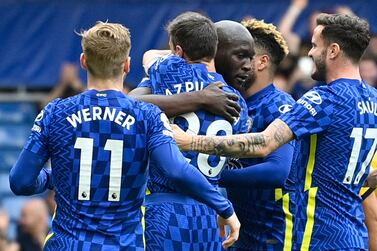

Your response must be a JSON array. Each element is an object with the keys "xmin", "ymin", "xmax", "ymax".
[
  {"xmin": 226, "ymin": 84, "xmax": 297, "ymax": 251},
  {"xmin": 144, "ymin": 55, "xmax": 249, "ymax": 192},
  {"xmin": 25, "ymin": 89, "xmax": 174, "ymax": 250},
  {"xmin": 280, "ymin": 79, "xmax": 377, "ymax": 250}
]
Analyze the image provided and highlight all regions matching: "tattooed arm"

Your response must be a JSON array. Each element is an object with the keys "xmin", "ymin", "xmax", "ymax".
[{"xmin": 172, "ymin": 119, "xmax": 294, "ymax": 158}]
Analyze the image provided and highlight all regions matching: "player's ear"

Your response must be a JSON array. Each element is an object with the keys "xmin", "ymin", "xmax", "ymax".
[
  {"xmin": 328, "ymin": 43, "xmax": 340, "ymax": 60},
  {"xmin": 257, "ymin": 55, "xmax": 269, "ymax": 71},
  {"xmin": 80, "ymin": 53, "xmax": 88, "ymax": 70},
  {"xmin": 124, "ymin": 57, "xmax": 131, "ymax": 74},
  {"xmin": 175, "ymin": 45, "xmax": 184, "ymax": 58}
]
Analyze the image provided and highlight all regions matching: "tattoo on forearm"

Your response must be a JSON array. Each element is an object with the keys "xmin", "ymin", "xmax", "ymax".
[
  {"xmin": 271, "ymin": 122, "xmax": 289, "ymax": 145},
  {"xmin": 191, "ymin": 133, "xmax": 269, "ymax": 158},
  {"xmin": 190, "ymin": 119, "xmax": 293, "ymax": 158}
]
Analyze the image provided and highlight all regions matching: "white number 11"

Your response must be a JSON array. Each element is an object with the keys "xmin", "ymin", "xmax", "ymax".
[{"xmin": 74, "ymin": 137, "xmax": 124, "ymax": 201}]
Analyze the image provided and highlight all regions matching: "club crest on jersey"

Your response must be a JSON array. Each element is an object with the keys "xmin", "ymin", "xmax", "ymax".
[
  {"xmin": 303, "ymin": 91, "xmax": 322, "ymax": 105},
  {"xmin": 278, "ymin": 104, "xmax": 292, "ymax": 114}
]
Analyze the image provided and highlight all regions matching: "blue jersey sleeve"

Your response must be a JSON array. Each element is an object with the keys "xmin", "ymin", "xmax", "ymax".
[
  {"xmin": 147, "ymin": 55, "xmax": 184, "ymax": 78},
  {"xmin": 146, "ymin": 104, "xmax": 176, "ymax": 151},
  {"xmin": 137, "ymin": 77, "xmax": 152, "ymax": 88},
  {"xmin": 279, "ymin": 87, "xmax": 334, "ymax": 139},
  {"xmin": 24, "ymin": 99, "xmax": 60, "ymax": 160},
  {"xmin": 150, "ymin": 143, "xmax": 234, "ymax": 218},
  {"xmin": 220, "ymin": 142, "xmax": 294, "ymax": 188},
  {"xmin": 9, "ymin": 149, "xmax": 52, "ymax": 195}
]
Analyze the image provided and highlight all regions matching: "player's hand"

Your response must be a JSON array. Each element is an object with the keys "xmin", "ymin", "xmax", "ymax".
[
  {"xmin": 366, "ymin": 168, "xmax": 377, "ymax": 188},
  {"xmin": 171, "ymin": 124, "xmax": 193, "ymax": 151},
  {"xmin": 218, "ymin": 213, "xmax": 240, "ymax": 249},
  {"xmin": 200, "ymin": 82, "xmax": 241, "ymax": 123}
]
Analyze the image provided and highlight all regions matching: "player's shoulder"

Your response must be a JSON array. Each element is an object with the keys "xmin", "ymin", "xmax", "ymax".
[
  {"xmin": 154, "ymin": 55, "xmax": 185, "ymax": 68},
  {"xmin": 130, "ymin": 97, "xmax": 163, "ymax": 117},
  {"xmin": 260, "ymin": 85, "xmax": 295, "ymax": 116},
  {"xmin": 222, "ymin": 84, "xmax": 248, "ymax": 112},
  {"xmin": 222, "ymin": 84, "xmax": 241, "ymax": 96},
  {"xmin": 52, "ymin": 92, "xmax": 83, "ymax": 108},
  {"xmin": 364, "ymin": 81, "xmax": 377, "ymax": 97},
  {"xmin": 44, "ymin": 97, "xmax": 63, "ymax": 110},
  {"xmin": 299, "ymin": 83, "xmax": 336, "ymax": 105},
  {"xmin": 268, "ymin": 85, "xmax": 295, "ymax": 104}
]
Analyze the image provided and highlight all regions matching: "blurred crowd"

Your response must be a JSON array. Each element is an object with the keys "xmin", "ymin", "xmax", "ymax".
[
  {"xmin": 1, "ymin": 1, "xmax": 377, "ymax": 250},
  {"xmin": 273, "ymin": 0, "xmax": 377, "ymax": 99},
  {"xmin": 0, "ymin": 194, "xmax": 54, "ymax": 251}
]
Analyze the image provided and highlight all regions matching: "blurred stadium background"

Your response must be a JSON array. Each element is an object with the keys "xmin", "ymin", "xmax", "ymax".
[{"xmin": 0, "ymin": 0, "xmax": 376, "ymax": 250}]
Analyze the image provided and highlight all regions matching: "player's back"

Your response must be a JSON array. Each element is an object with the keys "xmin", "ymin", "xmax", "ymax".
[
  {"xmin": 280, "ymin": 79, "xmax": 377, "ymax": 250},
  {"xmin": 146, "ymin": 55, "xmax": 249, "ymax": 192},
  {"xmin": 226, "ymin": 84, "xmax": 297, "ymax": 250},
  {"xmin": 34, "ymin": 90, "xmax": 166, "ymax": 250},
  {"xmin": 143, "ymin": 55, "xmax": 248, "ymax": 250}
]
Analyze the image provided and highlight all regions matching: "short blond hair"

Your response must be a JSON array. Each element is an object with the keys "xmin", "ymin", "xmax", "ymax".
[
  {"xmin": 242, "ymin": 18, "xmax": 289, "ymax": 69},
  {"xmin": 79, "ymin": 21, "xmax": 131, "ymax": 79}
]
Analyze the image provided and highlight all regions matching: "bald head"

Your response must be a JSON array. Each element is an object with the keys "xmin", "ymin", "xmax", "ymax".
[
  {"xmin": 215, "ymin": 20, "xmax": 254, "ymax": 47},
  {"xmin": 214, "ymin": 20, "xmax": 255, "ymax": 93}
]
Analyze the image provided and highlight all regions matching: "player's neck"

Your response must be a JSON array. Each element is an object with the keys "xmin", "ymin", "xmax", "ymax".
[
  {"xmin": 244, "ymin": 73, "xmax": 273, "ymax": 98},
  {"xmin": 87, "ymin": 74, "xmax": 124, "ymax": 92},
  {"xmin": 187, "ymin": 58, "xmax": 216, "ymax": 72},
  {"xmin": 326, "ymin": 59, "xmax": 361, "ymax": 83}
]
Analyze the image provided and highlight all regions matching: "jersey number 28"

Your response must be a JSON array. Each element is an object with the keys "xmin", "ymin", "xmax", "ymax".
[{"xmin": 175, "ymin": 112, "xmax": 233, "ymax": 177}]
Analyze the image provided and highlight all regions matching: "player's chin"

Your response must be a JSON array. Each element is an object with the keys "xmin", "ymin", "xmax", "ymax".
[{"xmin": 231, "ymin": 79, "xmax": 246, "ymax": 92}]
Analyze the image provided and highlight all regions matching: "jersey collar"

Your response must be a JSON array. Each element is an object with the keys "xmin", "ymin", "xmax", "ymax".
[
  {"xmin": 83, "ymin": 89, "xmax": 125, "ymax": 99},
  {"xmin": 192, "ymin": 63, "xmax": 227, "ymax": 84},
  {"xmin": 329, "ymin": 78, "xmax": 366, "ymax": 87}
]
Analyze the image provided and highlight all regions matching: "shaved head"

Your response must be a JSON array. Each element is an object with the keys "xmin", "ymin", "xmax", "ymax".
[
  {"xmin": 216, "ymin": 20, "xmax": 254, "ymax": 47},
  {"xmin": 214, "ymin": 20, "xmax": 255, "ymax": 93}
]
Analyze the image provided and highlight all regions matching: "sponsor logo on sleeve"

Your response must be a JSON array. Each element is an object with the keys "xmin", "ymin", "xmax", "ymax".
[
  {"xmin": 35, "ymin": 110, "xmax": 44, "ymax": 122},
  {"xmin": 297, "ymin": 91, "xmax": 322, "ymax": 116},
  {"xmin": 303, "ymin": 91, "xmax": 322, "ymax": 105}
]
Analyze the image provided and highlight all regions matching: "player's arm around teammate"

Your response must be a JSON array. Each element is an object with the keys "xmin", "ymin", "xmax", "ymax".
[
  {"xmin": 129, "ymin": 50, "xmax": 241, "ymax": 123},
  {"xmin": 172, "ymin": 118, "xmax": 293, "ymax": 158}
]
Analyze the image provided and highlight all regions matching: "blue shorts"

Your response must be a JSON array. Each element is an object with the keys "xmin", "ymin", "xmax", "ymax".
[
  {"xmin": 43, "ymin": 225, "xmax": 144, "ymax": 251},
  {"xmin": 44, "ymin": 236, "xmax": 144, "ymax": 251},
  {"xmin": 144, "ymin": 193, "xmax": 223, "ymax": 251}
]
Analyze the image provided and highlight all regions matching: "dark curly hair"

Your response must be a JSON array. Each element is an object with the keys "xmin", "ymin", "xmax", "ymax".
[{"xmin": 316, "ymin": 13, "xmax": 370, "ymax": 63}]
